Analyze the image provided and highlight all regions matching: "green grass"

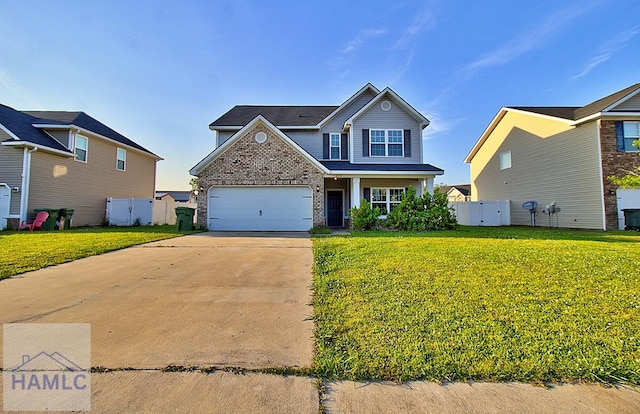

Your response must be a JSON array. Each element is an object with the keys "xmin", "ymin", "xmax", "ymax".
[
  {"xmin": 0, "ymin": 225, "xmax": 201, "ymax": 280},
  {"xmin": 312, "ymin": 226, "xmax": 640, "ymax": 385}
]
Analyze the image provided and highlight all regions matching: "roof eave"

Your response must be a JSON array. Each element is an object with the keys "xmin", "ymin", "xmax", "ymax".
[
  {"xmin": 327, "ymin": 170, "xmax": 444, "ymax": 177},
  {"xmin": 344, "ymin": 87, "xmax": 430, "ymax": 128},
  {"xmin": 317, "ymin": 83, "xmax": 381, "ymax": 129},
  {"xmin": 0, "ymin": 140, "xmax": 75, "ymax": 157},
  {"xmin": 464, "ymin": 108, "xmax": 508, "ymax": 163}
]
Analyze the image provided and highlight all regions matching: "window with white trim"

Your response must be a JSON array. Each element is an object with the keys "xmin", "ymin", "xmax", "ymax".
[
  {"xmin": 371, "ymin": 188, "xmax": 405, "ymax": 215},
  {"xmin": 75, "ymin": 135, "xmax": 88, "ymax": 162},
  {"xmin": 623, "ymin": 121, "xmax": 639, "ymax": 152},
  {"xmin": 370, "ymin": 129, "xmax": 404, "ymax": 157},
  {"xmin": 330, "ymin": 133, "xmax": 341, "ymax": 160},
  {"xmin": 116, "ymin": 148, "xmax": 126, "ymax": 171},
  {"xmin": 499, "ymin": 150, "xmax": 511, "ymax": 170}
]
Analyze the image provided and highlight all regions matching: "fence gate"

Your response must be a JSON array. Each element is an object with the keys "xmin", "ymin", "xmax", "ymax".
[
  {"xmin": 450, "ymin": 200, "xmax": 511, "ymax": 226},
  {"xmin": 106, "ymin": 198, "xmax": 153, "ymax": 226}
]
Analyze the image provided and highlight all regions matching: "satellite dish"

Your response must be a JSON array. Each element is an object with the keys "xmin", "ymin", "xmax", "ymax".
[{"xmin": 522, "ymin": 201, "xmax": 538, "ymax": 210}]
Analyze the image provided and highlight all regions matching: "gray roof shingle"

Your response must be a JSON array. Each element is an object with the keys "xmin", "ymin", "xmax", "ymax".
[
  {"xmin": 508, "ymin": 83, "xmax": 640, "ymax": 121},
  {"xmin": 0, "ymin": 104, "xmax": 71, "ymax": 152},
  {"xmin": 210, "ymin": 105, "xmax": 339, "ymax": 127}
]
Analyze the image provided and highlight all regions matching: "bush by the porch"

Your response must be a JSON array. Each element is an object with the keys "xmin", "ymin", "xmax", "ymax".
[{"xmin": 387, "ymin": 187, "xmax": 457, "ymax": 231}]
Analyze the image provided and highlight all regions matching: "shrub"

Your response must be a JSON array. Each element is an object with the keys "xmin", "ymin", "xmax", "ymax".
[
  {"xmin": 350, "ymin": 199, "xmax": 381, "ymax": 231},
  {"xmin": 387, "ymin": 187, "xmax": 457, "ymax": 231}
]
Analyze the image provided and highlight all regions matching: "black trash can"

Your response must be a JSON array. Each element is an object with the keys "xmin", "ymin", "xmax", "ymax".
[
  {"xmin": 33, "ymin": 208, "xmax": 59, "ymax": 231},
  {"xmin": 622, "ymin": 208, "xmax": 640, "ymax": 230},
  {"xmin": 175, "ymin": 207, "xmax": 195, "ymax": 231}
]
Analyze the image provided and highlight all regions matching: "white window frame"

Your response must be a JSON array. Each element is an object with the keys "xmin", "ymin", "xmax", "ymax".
[
  {"xmin": 369, "ymin": 129, "xmax": 404, "ymax": 157},
  {"xmin": 499, "ymin": 150, "xmax": 511, "ymax": 170},
  {"xmin": 622, "ymin": 121, "xmax": 639, "ymax": 152},
  {"xmin": 329, "ymin": 133, "xmax": 341, "ymax": 160},
  {"xmin": 116, "ymin": 148, "xmax": 126, "ymax": 171},
  {"xmin": 74, "ymin": 134, "xmax": 88, "ymax": 163},
  {"xmin": 371, "ymin": 187, "xmax": 405, "ymax": 216}
]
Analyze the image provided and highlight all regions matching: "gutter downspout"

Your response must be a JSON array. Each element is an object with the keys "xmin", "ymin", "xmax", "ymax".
[{"xmin": 19, "ymin": 146, "xmax": 37, "ymax": 223}]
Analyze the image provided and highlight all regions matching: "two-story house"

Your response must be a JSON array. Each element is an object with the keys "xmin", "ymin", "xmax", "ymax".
[
  {"xmin": 190, "ymin": 84, "xmax": 444, "ymax": 231},
  {"xmin": 0, "ymin": 104, "xmax": 161, "ymax": 229},
  {"xmin": 464, "ymin": 83, "xmax": 640, "ymax": 230}
]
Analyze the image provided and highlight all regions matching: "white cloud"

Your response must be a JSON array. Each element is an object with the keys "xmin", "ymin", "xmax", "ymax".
[
  {"xmin": 340, "ymin": 29, "xmax": 387, "ymax": 55},
  {"xmin": 0, "ymin": 68, "xmax": 40, "ymax": 108},
  {"xmin": 393, "ymin": 6, "xmax": 438, "ymax": 50},
  {"xmin": 422, "ymin": 110, "xmax": 464, "ymax": 140},
  {"xmin": 571, "ymin": 27, "xmax": 640, "ymax": 80},
  {"xmin": 457, "ymin": 2, "xmax": 599, "ymax": 81}
]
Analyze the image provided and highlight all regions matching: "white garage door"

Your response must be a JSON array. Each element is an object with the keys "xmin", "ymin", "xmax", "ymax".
[{"xmin": 208, "ymin": 186, "xmax": 313, "ymax": 231}]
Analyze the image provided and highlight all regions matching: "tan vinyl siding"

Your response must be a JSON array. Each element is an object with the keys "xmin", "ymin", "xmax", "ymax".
[
  {"xmin": 613, "ymin": 94, "xmax": 640, "ymax": 111},
  {"xmin": 352, "ymin": 102, "xmax": 422, "ymax": 164},
  {"xmin": 470, "ymin": 111, "xmax": 604, "ymax": 229},
  {"xmin": 45, "ymin": 130, "xmax": 71, "ymax": 148},
  {"xmin": 0, "ymin": 145, "xmax": 24, "ymax": 215},
  {"xmin": 28, "ymin": 133, "xmax": 156, "ymax": 226}
]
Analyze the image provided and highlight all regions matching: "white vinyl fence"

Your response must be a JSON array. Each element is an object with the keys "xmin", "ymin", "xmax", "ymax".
[
  {"xmin": 106, "ymin": 198, "xmax": 154, "ymax": 226},
  {"xmin": 616, "ymin": 189, "xmax": 640, "ymax": 230},
  {"xmin": 153, "ymin": 200, "xmax": 197, "ymax": 225},
  {"xmin": 450, "ymin": 200, "xmax": 511, "ymax": 226}
]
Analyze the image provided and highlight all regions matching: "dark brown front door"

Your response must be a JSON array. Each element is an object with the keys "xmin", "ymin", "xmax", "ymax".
[{"xmin": 327, "ymin": 191, "xmax": 343, "ymax": 227}]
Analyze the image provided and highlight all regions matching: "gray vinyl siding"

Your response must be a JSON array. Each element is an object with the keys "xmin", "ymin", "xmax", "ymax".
[
  {"xmin": 0, "ymin": 145, "xmax": 24, "ymax": 215},
  {"xmin": 472, "ymin": 113, "xmax": 604, "ymax": 229},
  {"xmin": 352, "ymin": 102, "xmax": 422, "ymax": 164},
  {"xmin": 217, "ymin": 131, "xmax": 234, "ymax": 146},
  {"xmin": 28, "ymin": 131, "xmax": 156, "ymax": 226},
  {"xmin": 613, "ymin": 94, "xmax": 640, "ymax": 111},
  {"xmin": 286, "ymin": 131, "xmax": 323, "ymax": 159},
  {"xmin": 360, "ymin": 178, "xmax": 422, "ymax": 192},
  {"xmin": 44, "ymin": 129, "xmax": 71, "ymax": 149}
]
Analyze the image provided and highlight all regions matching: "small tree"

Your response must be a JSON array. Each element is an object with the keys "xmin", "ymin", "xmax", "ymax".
[
  {"xmin": 189, "ymin": 177, "xmax": 199, "ymax": 191},
  {"xmin": 349, "ymin": 199, "xmax": 381, "ymax": 230},
  {"xmin": 608, "ymin": 139, "xmax": 640, "ymax": 188},
  {"xmin": 387, "ymin": 186, "xmax": 457, "ymax": 231}
]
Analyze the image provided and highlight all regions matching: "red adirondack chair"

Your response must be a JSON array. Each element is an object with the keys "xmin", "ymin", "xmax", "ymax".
[{"xmin": 19, "ymin": 211, "xmax": 49, "ymax": 232}]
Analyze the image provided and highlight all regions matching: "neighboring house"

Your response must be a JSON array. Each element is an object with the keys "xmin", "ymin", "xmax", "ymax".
[
  {"xmin": 190, "ymin": 84, "xmax": 444, "ymax": 231},
  {"xmin": 439, "ymin": 184, "xmax": 471, "ymax": 202},
  {"xmin": 465, "ymin": 83, "xmax": 640, "ymax": 230},
  {"xmin": 155, "ymin": 190, "xmax": 196, "ymax": 203},
  {"xmin": 0, "ymin": 104, "xmax": 161, "ymax": 229}
]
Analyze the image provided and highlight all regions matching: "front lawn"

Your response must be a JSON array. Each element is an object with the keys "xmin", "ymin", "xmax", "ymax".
[
  {"xmin": 0, "ymin": 225, "xmax": 200, "ymax": 280},
  {"xmin": 312, "ymin": 226, "xmax": 640, "ymax": 384}
]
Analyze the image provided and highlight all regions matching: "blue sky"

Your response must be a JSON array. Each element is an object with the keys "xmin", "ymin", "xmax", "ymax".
[{"xmin": 1, "ymin": 0, "xmax": 638, "ymax": 189}]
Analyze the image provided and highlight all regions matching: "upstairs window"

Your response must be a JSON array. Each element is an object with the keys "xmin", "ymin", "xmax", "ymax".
[
  {"xmin": 330, "ymin": 133, "xmax": 341, "ymax": 160},
  {"xmin": 116, "ymin": 148, "xmax": 126, "ymax": 171},
  {"xmin": 499, "ymin": 150, "xmax": 511, "ymax": 170},
  {"xmin": 623, "ymin": 122, "xmax": 639, "ymax": 152},
  {"xmin": 75, "ymin": 135, "xmax": 88, "ymax": 162},
  {"xmin": 370, "ymin": 129, "xmax": 404, "ymax": 157}
]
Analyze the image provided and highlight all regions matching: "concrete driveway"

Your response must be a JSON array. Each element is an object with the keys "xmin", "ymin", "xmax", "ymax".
[{"xmin": 0, "ymin": 232, "xmax": 318, "ymax": 412}]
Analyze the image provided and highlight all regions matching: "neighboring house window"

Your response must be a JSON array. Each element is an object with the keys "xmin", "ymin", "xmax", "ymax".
[
  {"xmin": 499, "ymin": 150, "xmax": 511, "ymax": 170},
  {"xmin": 623, "ymin": 122, "xmax": 639, "ymax": 152},
  {"xmin": 370, "ymin": 130, "xmax": 404, "ymax": 157},
  {"xmin": 116, "ymin": 148, "xmax": 126, "ymax": 171},
  {"xmin": 75, "ymin": 135, "xmax": 88, "ymax": 162},
  {"xmin": 330, "ymin": 133, "xmax": 341, "ymax": 160},
  {"xmin": 371, "ymin": 188, "xmax": 405, "ymax": 215}
]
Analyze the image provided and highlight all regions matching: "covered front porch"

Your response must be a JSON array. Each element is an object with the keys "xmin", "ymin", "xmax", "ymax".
[{"xmin": 322, "ymin": 174, "xmax": 436, "ymax": 228}]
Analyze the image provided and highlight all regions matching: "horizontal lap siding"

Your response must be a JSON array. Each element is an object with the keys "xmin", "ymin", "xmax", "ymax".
[
  {"xmin": 352, "ymin": 102, "xmax": 421, "ymax": 164},
  {"xmin": 0, "ymin": 145, "xmax": 24, "ymax": 215},
  {"xmin": 613, "ymin": 94, "xmax": 640, "ymax": 111},
  {"xmin": 28, "ymin": 135, "xmax": 156, "ymax": 226},
  {"xmin": 45, "ymin": 130, "xmax": 70, "ymax": 147},
  {"xmin": 471, "ymin": 111, "xmax": 604, "ymax": 229},
  {"xmin": 360, "ymin": 178, "xmax": 422, "ymax": 193}
]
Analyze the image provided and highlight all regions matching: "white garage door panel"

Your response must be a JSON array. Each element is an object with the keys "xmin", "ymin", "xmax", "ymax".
[{"xmin": 209, "ymin": 186, "xmax": 313, "ymax": 231}]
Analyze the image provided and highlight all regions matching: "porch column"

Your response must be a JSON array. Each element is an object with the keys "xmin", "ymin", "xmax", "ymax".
[
  {"xmin": 417, "ymin": 179, "xmax": 425, "ymax": 197},
  {"xmin": 425, "ymin": 177, "xmax": 434, "ymax": 195},
  {"xmin": 350, "ymin": 177, "xmax": 361, "ymax": 208}
]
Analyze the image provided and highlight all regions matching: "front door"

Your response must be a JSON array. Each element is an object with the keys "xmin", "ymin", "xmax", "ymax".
[{"xmin": 327, "ymin": 191, "xmax": 343, "ymax": 227}]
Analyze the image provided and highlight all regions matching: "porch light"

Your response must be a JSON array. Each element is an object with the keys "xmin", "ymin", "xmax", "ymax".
[{"xmin": 316, "ymin": 185, "xmax": 320, "ymax": 192}]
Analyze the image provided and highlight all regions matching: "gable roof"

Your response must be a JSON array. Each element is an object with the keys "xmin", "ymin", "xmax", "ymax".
[
  {"xmin": 345, "ymin": 87, "xmax": 430, "ymax": 129},
  {"xmin": 0, "ymin": 104, "xmax": 71, "ymax": 153},
  {"xmin": 439, "ymin": 184, "xmax": 471, "ymax": 196},
  {"xmin": 466, "ymin": 83, "xmax": 640, "ymax": 163},
  {"xmin": 191, "ymin": 115, "xmax": 330, "ymax": 175},
  {"xmin": 507, "ymin": 83, "xmax": 640, "ymax": 121},
  {"xmin": 26, "ymin": 110, "xmax": 157, "ymax": 156},
  {"xmin": 209, "ymin": 106, "xmax": 338, "ymax": 129}
]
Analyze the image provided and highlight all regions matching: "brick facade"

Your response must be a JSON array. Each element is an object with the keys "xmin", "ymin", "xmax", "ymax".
[
  {"xmin": 195, "ymin": 121, "xmax": 326, "ymax": 229},
  {"xmin": 600, "ymin": 120, "xmax": 640, "ymax": 230}
]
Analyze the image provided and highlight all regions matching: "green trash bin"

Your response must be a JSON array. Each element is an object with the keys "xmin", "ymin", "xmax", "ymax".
[
  {"xmin": 60, "ymin": 208, "xmax": 74, "ymax": 229},
  {"xmin": 175, "ymin": 207, "xmax": 195, "ymax": 231},
  {"xmin": 33, "ymin": 208, "xmax": 58, "ymax": 231},
  {"xmin": 622, "ymin": 208, "xmax": 640, "ymax": 230}
]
